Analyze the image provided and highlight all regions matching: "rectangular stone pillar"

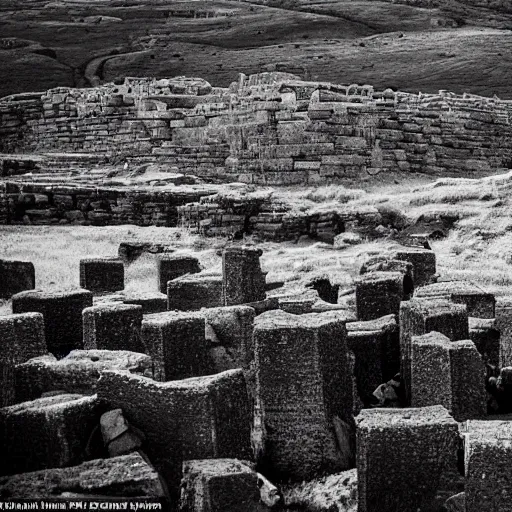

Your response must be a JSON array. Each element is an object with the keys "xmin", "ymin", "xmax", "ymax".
[
  {"xmin": 414, "ymin": 280, "xmax": 495, "ymax": 319},
  {"xmin": 83, "ymin": 303, "xmax": 143, "ymax": 352},
  {"xmin": 0, "ymin": 312, "xmax": 46, "ymax": 407},
  {"xmin": 79, "ymin": 257, "xmax": 124, "ymax": 294},
  {"xmin": 12, "ymin": 289, "xmax": 93, "ymax": 357},
  {"xmin": 0, "ymin": 394, "xmax": 104, "ymax": 476},
  {"xmin": 0, "ymin": 259, "xmax": 35, "ymax": 299},
  {"xmin": 158, "ymin": 254, "xmax": 201, "ymax": 294},
  {"xmin": 355, "ymin": 271, "xmax": 407, "ymax": 321},
  {"xmin": 463, "ymin": 420, "xmax": 512, "ymax": 512},
  {"xmin": 254, "ymin": 310, "xmax": 352, "ymax": 481},
  {"xmin": 411, "ymin": 332, "xmax": 486, "ymax": 421},
  {"xmin": 495, "ymin": 296, "xmax": 512, "ymax": 367},
  {"xmin": 222, "ymin": 246, "xmax": 266, "ymax": 306},
  {"xmin": 356, "ymin": 406, "xmax": 459, "ymax": 512},
  {"xmin": 168, "ymin": 275, "xmax": 224, "ymax": 311},
  {"xmin": 399, "ymin": 298, "xmax": 469, "ymax": 404},
  {"xmin": 346, "ymin": 314, "xmax": 399, "ymax": 406},
  {"xmin": 390, "ymin": 247, "xmax": 436, "ymax": 287}
]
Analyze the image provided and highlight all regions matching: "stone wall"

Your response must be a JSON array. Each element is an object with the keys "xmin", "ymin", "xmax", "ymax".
[{"xmin": 2, "ymin": 72, "xmax": 511, "ymax": 185}]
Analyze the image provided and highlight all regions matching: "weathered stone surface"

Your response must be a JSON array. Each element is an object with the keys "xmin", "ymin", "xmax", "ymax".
[
  {"xmin": 0, "ymin": 259, "xmax": 35, "ymax": 299},
  {"xmin": 158, "ymin": 254, "xmax": 201, "ymax": 294},
  {"xmin": 15, "ymin": 350, "xmax": 152, "ymax": 402},
  {"xmin": 80, "ymin": 257, "xmax": 125, "ymax": 294},
  {"xmin": 0, "ymin": 453, "xmax": 165, "ymax": 498},
  {"xmin": 0, "ymin": 312, "xmax": 46, "ymax": 407},
  {"xmin": 399, "ymin": 298, "xmax": 469, "ymax": 403},
  {"xmin": 12, "ymin": 288, "xmax": 93, "ymax": 357},
  {"xmin": 495, "ymin": 296, "xmax": 512, "ymax": 367},
  {"xmin": 415, "ymin": 281, "xmax": 495, "ymax": 319},
  {"xmin": 254, "ymin": 310, "xmax": 352, "ymax": 480},
  {"xmin": 411, "ymin": 332, "xmax": 486, "ymax": 421},
  {"xmin": 463, "ymin": 420, "xmax": 512, "ymax": 512},
  {"xmin": 168, "ymin": 275, "xmax": 223, "ymax": 311},
  {"xmin": 83, "ymin": 303, "xmax": 143, "ymax": 352},
  {"xmin": 0, "ymin": 394, "xmax": 104, "ymax": 476},
  {"xmin": 356, "ymin": 406, "xmax": 459, "ymax": 512},
  {"xmin": 222, "ymin": 246, "xmax": 266, "ymax": 306},
  {"xmin": 179, "ymin": 459, "xmax": 264, "ymax": 512},
  {"xmin": 391, "ymin": 247, "xmax": 436, "ymax": 287}
]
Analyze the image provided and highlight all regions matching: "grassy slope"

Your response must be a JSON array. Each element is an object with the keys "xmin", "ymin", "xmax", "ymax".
[{"xmin": 1, "ymin": 0, "xmax": 512, "ymax": 97}]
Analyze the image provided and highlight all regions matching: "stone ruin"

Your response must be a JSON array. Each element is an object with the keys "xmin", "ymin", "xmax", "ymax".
[{"xmin": 1, "ymin": 238, "xmax": 512, "ymax": 511}]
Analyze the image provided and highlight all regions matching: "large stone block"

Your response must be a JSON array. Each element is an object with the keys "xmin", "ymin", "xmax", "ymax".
[
  {"xmin": 0, "ymin": 394, "xmax": 104, "ymax": 476},
  {"xmin": 141, "ymin": 311, "xmax": 210, "ymax": 381},
  {"xmin": 463, "ymin": 420, "xmax": 512, "ymax": 512},
  {"xmin": 0, "ymin": 452, "xmax": 165, "ymax": 498},
  {"xmin": 12, "ymin": 289, "xmax": 93, "ymax": 357},
  {"xmin": 168, "ymin": 275, "xmax": 224, "ymax": 311},
  {"xmin": 0, "ymin": 312, "xmax": 46, "ymax": 407},
  {"xmin": 469, "ymin": 317, "xmax": 500, "ymax": 368},
  {"xmin": 411, "ymin": 332, "xmax": 486, "ymax": 421},
  {"xmin": 158, "ymin": 254, "xmax": 201, "ymax": 294},
  {"xmin": 254, "ymin": 310, "xmax": 352, "ymax": 480},
  {"xmin": 0, "ymin": 259, "xmax": 35, "ymax": 299},
  {"xmin": 346, "ymin": 314, "xmax": 399, "ymax": 405},
  {"xmin": 179, "ymin": 459, "xmax": 263, "ymax": 512},
  {"xmin": 355, "ymin": 271, "xmax": 410, "ymax": 321},
  {"xmin": 79, "ymin": 257, "xmax": 124, "ymax": 294},
  {"xmin": 414, "ymin": 281, "xmax": 495, "ymax": 319},
  {"xmin": 123, "ymin": 291, "xmax": 168, "ymax": 313},
  {"xmin": 495, "ymin": 296, "xmax": 512, "ymax": 367},
  {"xmin": 222, "ymin": 246, "xmax": 266, "ymax": 306},
  {"xmin": 15, "ymin": 349, "xmax": 152, "ymax": 403},
  {"xmin": 356, "ymin": 406, "xmax": 459, "ymax": 512},
  {"xmin": 83, "ymin": 303, "xmax": 143, "ymax": 352},
  {"xmin": 391, "ymin": 247, "xmax": 436, "ymax": 287},
  {"xmin": 399, "ymin": 298, "xmax": 469, "ymax": 403}
]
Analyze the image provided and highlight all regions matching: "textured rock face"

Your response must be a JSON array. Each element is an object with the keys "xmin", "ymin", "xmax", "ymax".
[
  {"xmin": 83, "ymin": 303, "xmax": 144, "ymax": 352},
  {"xmin": 356, "ymin": 406, "xmax": 459, "ymax": 512},
  {"xmin": 399, "ymin": 298, "xmax": 469, "ymax": 403},
  {"xmin": 0, "ymin": 453, "xmax": 165, "ymax": 498},
  {"xmin": 12, "ymin": 288, "xmax": 93, "ymax": 357},
  {"xmin": 410, "ymin": 332, "xmax": 486, "ymax": 421},
  {"xmin": 15, "ymin": 349, "xmax": 153, "ymax": 402},
  {"xmin": 463, "ymin": 420, "xmax": 512, "ymax": 512},
  {"xmin": 79, "ymin": 257, "xmax": 125, "ymax": 294},
  {"xmin": 254, "ymin": 310, "xmax": 353, "ymax": 481},
  {"xmin": 0, "ymin": 259, "xmax": 35, "ymax": 299},
  {"xmin": 0, "ymin": 312, "xmax": 46, "ymax": 407},
  {"xmin": 0, "ymin": 394, "xmax": 105, "ymax": 476},
  {"xmin": 158, "ymin": 254, "xmax": 201, "ymax": 294}
]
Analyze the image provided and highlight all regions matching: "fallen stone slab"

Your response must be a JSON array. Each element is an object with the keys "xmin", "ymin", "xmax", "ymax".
[
  {"xmin": 0, "ymin": 259, "xmax": 35, "ymax": 299},
  {"xmin": 15, "ymin": 350, "xmax": 153, "ymax": 403},
  {"xmin": 0, "ymin": 452, "xmax": 165, "ymax": 498},
  {"xmin": 0, "ymin": 394, "xmax": 104, "ymax": 475}
]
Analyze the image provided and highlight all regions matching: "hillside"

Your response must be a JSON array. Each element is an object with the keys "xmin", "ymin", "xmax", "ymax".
[{"xmin": 1, "ymin": 0, "xmax": 512, "ymax": 98}]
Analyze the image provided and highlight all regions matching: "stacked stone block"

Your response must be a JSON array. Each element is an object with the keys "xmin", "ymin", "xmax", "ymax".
[
  {"xmin": 222, "ymin": 247, "xmax": 266, "ymax": 306},
  {"xmin": 83, "ymin": 303, "xmax": 143, "ymax": 352},
  {"xmin": 391, "ymin": 247, "xmax": 436, "ymax": 287},
  {"xmin": 254, "ymin": 310, "xmax": 352, "ymax": 480},
  {"xmin": 15, "ymin": 349, "xmax": 152, "ymax": 403},
  {"xmin": 346, "ymin": 314, "xmax": 400, "ymax": 405},
  {"xmin": 0, "ymin": 312, "xmax": 46, "ymax": 407},
  {"xmin": 158, "ymin": 254, "xmax": 201, "ymax": 294},
  {"xmin": 168, "ymin": 275, "xmax": 224, "ymax": 311},
  {"xmin": 355, "ymin": 271, "xmax": 408, "ymax": 321},
  {"xmin": 0, "ymin": 259, "xmax": 35, "ymax": 299},
  {"xmin": 414, "ymin": 280, "xmax": 495, "ymax": 319},
  {"xmin": 79, "ymin": 257, "xmax": 124, "ymax": 294},
  {"xmin": 399, "ymin": 298, "xmax": 469, "ymax": 404},
  {"xmin": 141, "ymin": 311, "xmax": 210, "ymax": 381},
  {"xmin": 463, "ymin": 420, "xmax": 512, "ymax": 512},
  {"xmin": 0, "ymin": 394, "xmax": 104, "ymax": 475},
  {"xmin": 179, "ymin": 459, "xmax": 261, "ymax": 512},
  {"xmin": 0, "ymin": 453, "xmax": 165, "ymax": 498},
  {"xmin": 411, "ymin": 332, "xmax": 486, "ymax": 421},
  {"xmin": 12, "ymin": 289, "xmax": 93, "ymax": 357},
  {"xmin": 356, "ymin": 406, "xmax": 459, "ymax": 512}
]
